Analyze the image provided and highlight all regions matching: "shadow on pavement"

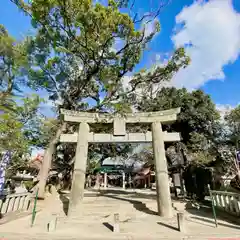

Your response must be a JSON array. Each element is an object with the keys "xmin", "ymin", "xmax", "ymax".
[
  {"xmin": 59, "ymin": 194, "xmax": 69, "ymax": 216},
  {"xmin": 190, "ymin": 216, "xmax": 240, "ymax": 230},
  {"xmin": 157, "ymin": 222, "xmax": 179, "ymax": 231},
  {"xmin": 103, "ymin": 194, "xmax": 158, "ymax": 216},
  {"xmin": 102, "ymin": 222, "xmax": 113, "ymax": 232},
  {"xmin": 97, "ymin": 189, "xmax": 187, "ymax": 203},
  {"xmin": 186, "ymin": 203, "xmax": 240, "ymax": 230},
  {"xmin": 92, "ymin": 189, "xmax": 134, "ymax": 195}
]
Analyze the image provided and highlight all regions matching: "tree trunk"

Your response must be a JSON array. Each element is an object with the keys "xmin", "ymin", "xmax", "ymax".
[
  {"xmin": 179, "ymin": 168, "xmax": 185, "ymax": 196},
  {"xmin": 94, "ymin": 173, "xmax": 101, "ymax": 189},
  {"xmin": 38, "ymin": 122, "xmax": 66, "ymax": 199},
  {"xmin": 171, "ymin": 173, "xmax": 178, "ymax": 198},
  {"xmin": 175, "ymin": 144, "xmax": 186, "ymax": 196}
]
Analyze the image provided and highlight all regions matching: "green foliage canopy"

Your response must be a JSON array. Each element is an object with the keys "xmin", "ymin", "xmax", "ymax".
[
  {"xmin": 0, "ymin": 24, "xmax": 29, "ymax": 113},
  {"xmin": 12, "ymin": 0, "xmax": 189, "ymax": 112},
  {"xmin": 225, "ymin": 105, "xmax": 240, "ymax": 148},
  {"xmin": 0, "ymin": 95, "xmax": 43, "ymax": 175},
  {"xmin": 134, "ymin": 87, "xmax": 221, "ymax": 165}
]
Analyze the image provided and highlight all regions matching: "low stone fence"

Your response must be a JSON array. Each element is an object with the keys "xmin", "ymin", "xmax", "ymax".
[
  {"xmin": 210, "ymin": 190, "xmax": 240, "ymax": 216},
  {"xmin": 0, "ymin": 192, "xmax": 32, "ymax": 218}
]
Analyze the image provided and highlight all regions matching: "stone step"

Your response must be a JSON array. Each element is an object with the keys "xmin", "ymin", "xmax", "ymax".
[
  {"xmin": 55, "ymin": 220, "xmax": 171, "ymax": 234},
  {"xmin": 55, "ymin": 214, "xmax": 175, "ymax": 228}
]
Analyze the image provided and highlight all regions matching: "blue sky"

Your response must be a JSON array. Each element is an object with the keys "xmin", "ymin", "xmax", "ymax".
[{"xmin": 1, "ymin": 0, "xmax": 240, "ymax": 112}]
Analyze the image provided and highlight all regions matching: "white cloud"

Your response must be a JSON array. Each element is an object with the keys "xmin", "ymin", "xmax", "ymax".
[
  {"xmin": 216, "ymin": 103, "xmax": 239, "ymax": 120},
  {"xmin": 121, "ymin": 59, "xmax": 171, "ymax": 102},
  {"xmin": 171, "ymin": 0, "xmax": 240, "ymax": 89},
  {"xmin": 141, "ymin": 18, "xmax": 160, "ymax": 38},
  {"xmin": 121, "ymin": 75, "xmax": 132, "ymax": 92},
  {"xmin": 143, "ymin": 20, "xmax": 156, "ymax": 37},
  {"xmin": 216, "ymin": 104, "xmax": 233, "ymax": 119}
]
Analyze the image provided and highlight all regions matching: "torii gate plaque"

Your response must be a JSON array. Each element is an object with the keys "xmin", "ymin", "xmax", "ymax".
[{"xmin": 60, "ymin": 108, "xmax": 181, "ymax": 218}]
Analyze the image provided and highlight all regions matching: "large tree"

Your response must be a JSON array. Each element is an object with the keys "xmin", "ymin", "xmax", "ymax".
[
  {"xmin": 0, "ymin": 24, "xmax": 29, "ymax": 112},
  {"xmin": 134, "ymin": 87, "xmax": 221, "ymax": 165},
  {"xmin": 0, "ymin": 24, "xmax": 44, "ymax": 175},
  {"xmin": 225, "ymin": 105, "xmax": 240, "ymax": 149},
  {"xmin": 221, "ymin": 105, "xmax": 240, "ymax": 183},
  {"xmin": 12, "ymin": 0, "xmax": 189, "ymax": 112},
  {"xmin": 0, "ymin": 95, "xmax": 43, "ymax": 176},
  {"xmin": 11, "ymin": 0, "xmax": 189, "ymax": 197}
]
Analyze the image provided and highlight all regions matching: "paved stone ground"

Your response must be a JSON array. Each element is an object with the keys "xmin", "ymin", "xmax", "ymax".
[{"xmin": 0, "ymin": 188, "xmax": 240, "ymax": 240}]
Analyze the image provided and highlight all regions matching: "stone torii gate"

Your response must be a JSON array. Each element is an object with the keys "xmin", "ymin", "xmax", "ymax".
[{"xmin": 60, "ymin": 108, "xmax": 181, "ymax": 218}]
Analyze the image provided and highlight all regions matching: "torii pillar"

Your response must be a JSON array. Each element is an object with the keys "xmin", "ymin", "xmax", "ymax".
[
  {"xmin": 152, "ymin": 122, "xmax": 172, "ymax": 217},
  {"xmin": 68, "ymin": 122, "xmax": 89, "ymax": 216}
]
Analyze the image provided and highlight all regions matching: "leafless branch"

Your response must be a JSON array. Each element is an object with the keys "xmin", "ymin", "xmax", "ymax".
[{"xmin": 132, "ymin": 0, "xmax": 172, "ymax": 24}]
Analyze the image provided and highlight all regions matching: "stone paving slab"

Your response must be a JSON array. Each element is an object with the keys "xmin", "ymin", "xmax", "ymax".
[
  {"xmin": 1, "ymin": 191, "xmax": 240, "ymax": 240},
  {"xmin": 1, "ymin": 210, "xmax": 239, "ymax": 239},
  {"xmin": 0, "ymin": 210, "xmax": 34, "ymax": 225},
  {"xmin": 1, "ymin": 230, "xmax": 240, "ymax": 240}
]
